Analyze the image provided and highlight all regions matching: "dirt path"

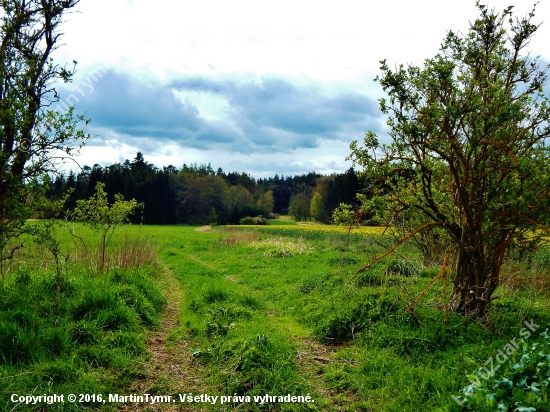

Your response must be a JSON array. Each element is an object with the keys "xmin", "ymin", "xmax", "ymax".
[
  {"xmin": 194, "ymin": 226, "xmax": 212, "ymax": 232},
  {"xmin": 296, "ymin": 337, "xmax": 360, "ymax": 409},
  {"xmin": 119, "ymin": 270, "xmax": 208, "ymax": 412}
]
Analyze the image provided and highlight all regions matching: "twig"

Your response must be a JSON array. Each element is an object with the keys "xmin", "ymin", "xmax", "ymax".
[
  {"xmin": 312, "ymin": 356, "xmax": 358, "ymax": 366},
  {"xmin": 407, "ymin": 250, "xmax": 452, "ymax": 314},
  {"xmin": 351, "ymin": 221, "xmax": 447, "ymax": 281},
  {"xmin": 1, "ymin": 371, "xmax": 35, "ymax": 379}
]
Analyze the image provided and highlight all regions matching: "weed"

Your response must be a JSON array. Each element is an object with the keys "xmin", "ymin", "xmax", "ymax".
[
  {"xmin": 252, "ymin": 236, "xmax": 314, "ymax": 257},
  {"xmin": 297, "ymin": 275, "xmax": 319, "ymax": 294},
  {"xmin": 239, "ymin": 295, "xmax": 262, "ymax": 309},
  {"xmin": 104, "ymin": 331, "xmax": 146, "ymax": 356},
  {"xmin": 36, "ymin": 360, "xmax": 79, "ymax": 384},
  {"xmin": 70, "ymin": 320, "xmax": 100, "ymax": 345},
  {"xmin": 386, "ymin": 258, "xmax": 421, "ymax": 277},
  {"xmin": 201, "ymin": 285, "xmax": 231, "ymax": 304}
]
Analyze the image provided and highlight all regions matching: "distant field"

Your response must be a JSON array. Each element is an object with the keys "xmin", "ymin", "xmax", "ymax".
[
  {"xmin": 264, "ymin": 218, "xmax": 298, "ymax": 226},
  {"xmin": 242, "ymin": 220, "xmax": 386, "ymax": 234}
]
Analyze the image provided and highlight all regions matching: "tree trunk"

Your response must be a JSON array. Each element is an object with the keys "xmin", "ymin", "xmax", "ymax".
[
  {"xmin": 100, "ymin": 235, "xmax": 106, "ymax": 273},
  {"xmin": 450, "ymin": 248, "xmax": 499, "ymax": 319}
]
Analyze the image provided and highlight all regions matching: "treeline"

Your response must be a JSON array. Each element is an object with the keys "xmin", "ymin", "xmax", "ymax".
[{"xmin": 46, "ymin": 152, "xmax": 364, "ymax": 225}]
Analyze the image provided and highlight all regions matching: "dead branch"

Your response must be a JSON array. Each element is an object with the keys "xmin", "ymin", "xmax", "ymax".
[
  {"xmin": 351, "ymin": 221, "xmax": 447, "ymax": 282},
  {"xmin": 407, "ymin": 250, "xmax": 452, "ymax": 314}
]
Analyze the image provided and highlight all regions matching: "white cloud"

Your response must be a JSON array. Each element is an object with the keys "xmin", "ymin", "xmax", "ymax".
[
  {"xmin": 75, "ymin": 135, "xmax": 355, "ymax": 178},
  {"xmin": 58, "ymin": 0, "xmax": 550, "ymax": 82},
  {"xmin": 51, "ymin": 0, "xmax": 550, "ymax": 177},
  {"xmin": 172, "ymin": 89, "xmax": 231, "ymax": 123}
]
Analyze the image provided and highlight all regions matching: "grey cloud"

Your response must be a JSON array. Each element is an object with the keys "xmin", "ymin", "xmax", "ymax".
[
  {"xmin": 171, "ymin": 76, "xmax": 380, "ymax": 145},
  {"xmin": 56, "ymin": 71, "xmax": 243, "ymax": 149},
  {"xmin": 57, "ymin": 70, "xmax": 383, "ymax": 155}
]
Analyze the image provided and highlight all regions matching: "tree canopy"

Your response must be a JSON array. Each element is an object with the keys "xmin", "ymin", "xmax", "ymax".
[
  {"xmin": 349, "ymin": 2, "xmax": 550, "ymax": 318},
  {"xmin": 0, "ymin": 0, "xmax": 88, "ymax": 264}
]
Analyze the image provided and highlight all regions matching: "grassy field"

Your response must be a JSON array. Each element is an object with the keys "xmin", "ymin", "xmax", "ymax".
[{"xmin": 0, "ymin": 221, "xmax": 549, "ymax": 411}]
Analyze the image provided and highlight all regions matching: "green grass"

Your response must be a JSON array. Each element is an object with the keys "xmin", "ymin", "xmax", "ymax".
[
  {"xmin": 148, "ymin": 224, "xmax": 550, "ymax": 411},
  {"xmin": 0, "ymin": 224, "xmax": 165, "ymax": 411},
  {"xmin": 267, "ymin": 219, "xmax": 298, "ymax": 226},
  {"xmin": 1, "ymin": 222, "xmax": 549, "ymax": 411}
]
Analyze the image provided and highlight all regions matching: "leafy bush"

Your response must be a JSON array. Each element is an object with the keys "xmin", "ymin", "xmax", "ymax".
[
  {"xmin": 239, "ymin": 215, "xmax": 268, "ymax": 225},
  {"xmin": 448, "ymin": 330, "xmax": 550, "ymax": 411},
  {"xmin": 239, "ymin": 216, "xmax": 255, "ymax": 225},
  {"xmin": 253, "ymin": 216, "xmax": 268, "ymax": 225}
]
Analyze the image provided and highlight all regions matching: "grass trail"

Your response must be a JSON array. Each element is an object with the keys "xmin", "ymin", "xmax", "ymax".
[
  {"xmin": 140, "ymin": 224, "xmax": 396, "ymax": 410},
  {"xmin": 146, "ymin": 225, "xmax": 323, "ymax": 409},
  {"xmin": 119, "ymin": 267, "xmax": 209, "ymax": 412}
]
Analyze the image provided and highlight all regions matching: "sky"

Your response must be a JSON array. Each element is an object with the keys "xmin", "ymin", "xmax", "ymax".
[{"xmin": 51, "ymin": 0, "xmax": 550, "ymax": 178}]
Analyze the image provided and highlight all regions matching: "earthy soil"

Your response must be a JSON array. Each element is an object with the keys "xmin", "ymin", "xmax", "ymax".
[{"xmin": 119, "ymin": 270, "xmax": 209, "ymax": 412}]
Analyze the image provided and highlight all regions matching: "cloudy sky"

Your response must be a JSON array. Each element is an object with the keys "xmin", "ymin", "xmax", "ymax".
[{"xmin": 52, "ymin": 0, "xmax": 550, "ymax": 178}]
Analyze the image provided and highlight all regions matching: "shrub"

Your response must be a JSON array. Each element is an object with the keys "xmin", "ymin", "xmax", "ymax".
[
  {"xmin": 239, "ymin": 216, "xmax": 268, "ymax": 225},
  {"xmin": 253, "ymin": 216, "xmax": 267, "ymax": 225},
  {"xmin": 239, "ymin": 216, "xmax": 255, "ymax": 225},
  {"xmin": 447, "ymin": 330, "xmax": 550, "ymax": 411}
]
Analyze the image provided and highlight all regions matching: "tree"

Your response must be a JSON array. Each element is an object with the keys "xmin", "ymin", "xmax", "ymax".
[
  {"xmin": 0, "ymin": 0, "xmax": 88, "ymax": 265},
  {"xmin": 288, "ymin": 193, "xmax": 310, "ymax": 221},
  {"xmin": 230, "ymin": 185, "xmax": 254, "ymax": 211},
  {"xmin": 310, "ymin": 191, "xmax": 328, "ymax": 222},
  {"xmin": 71, "ymin": 182, "xmax": 139, "ymax": 273},
  {"xmin": 332, "ymin": 203, "xmax": 356, "ymax": 227},
  {"xmin": 180, "ymin": 175, "xmax": 230, "ymax": 225},
  {"xmin": 257, "ymin": 190, "xmax": 274, "ymax": 217},
  {"xmin": 348, "ymin": 3, "xmax": 550, "ymax": 318}
]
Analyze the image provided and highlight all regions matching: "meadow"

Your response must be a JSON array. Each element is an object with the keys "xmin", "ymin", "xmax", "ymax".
[{"xmin": 0, "ymin": 221, "xmax": 549, "ymax": 411}]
